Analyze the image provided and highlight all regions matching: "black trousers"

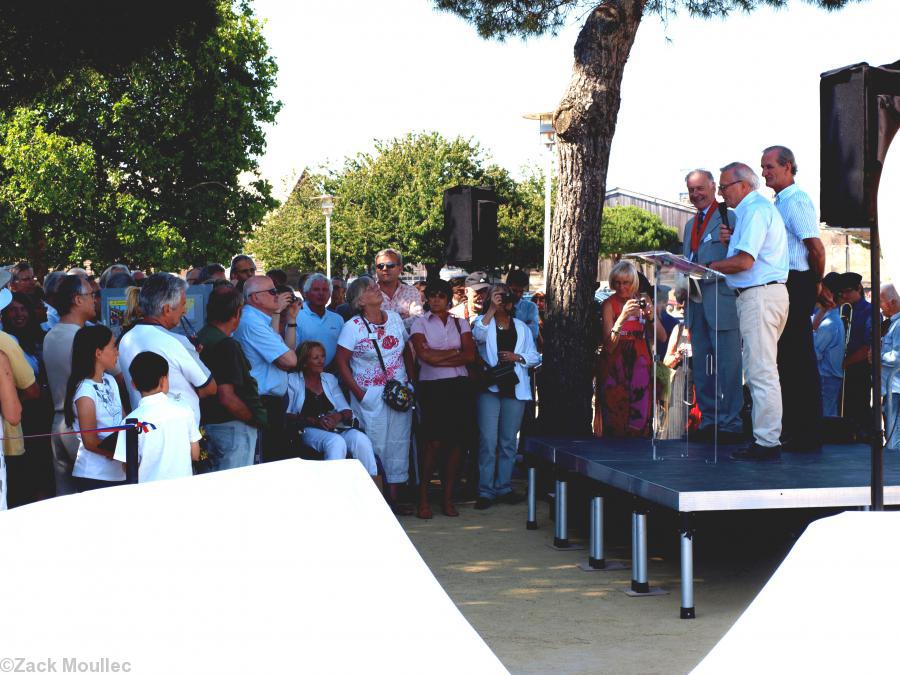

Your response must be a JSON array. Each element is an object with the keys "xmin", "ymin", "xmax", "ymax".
[
  {"xmin": 777, "ymin": 269, "xmax": 822, "ymax": 445},
  {"xmin": 260, "ymin": 394, "xmax": 290, "ymax": 463}
]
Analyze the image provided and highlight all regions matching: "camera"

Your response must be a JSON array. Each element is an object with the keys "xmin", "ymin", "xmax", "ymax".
[
  {"xmin": 638, "ymin": 298, "xmax": 648, "ymax": 309},
  {"xmin": 501, "ymin": 293, "xmax": 515, "ymax": 305}
]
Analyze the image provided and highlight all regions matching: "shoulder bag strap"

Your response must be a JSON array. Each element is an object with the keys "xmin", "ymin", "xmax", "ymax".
[{"xmin": 361, "ymin": 316, "xmax": 389, "ymax": 377}]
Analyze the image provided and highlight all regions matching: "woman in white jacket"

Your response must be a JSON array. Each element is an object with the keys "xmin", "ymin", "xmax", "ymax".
[
  {"xmin": 287, "ymin": 341, "xmax": 378, "ymax": 480},
  {"xmin": 471, "ymin": 284, "xmax": 541, "ymax": 510}
]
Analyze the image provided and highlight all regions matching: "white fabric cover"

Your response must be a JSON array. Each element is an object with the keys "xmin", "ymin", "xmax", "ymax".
[
  {"xmin": 0, "ymin": 459, "xmax": 506, "ymax": 675},
  {"xmin": 694, "ymin": 511, "xmax": 900, "ymax": 674}
]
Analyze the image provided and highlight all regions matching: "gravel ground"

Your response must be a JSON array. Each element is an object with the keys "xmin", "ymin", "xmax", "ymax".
[{"xmin": 403, "ymin": 484, "xmax": 809, "ymax": 674}]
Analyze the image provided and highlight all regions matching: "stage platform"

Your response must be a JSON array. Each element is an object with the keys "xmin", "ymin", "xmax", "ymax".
[{"xmin": 522, "ymin": 436, "xmax": 899, "ymax": 618}]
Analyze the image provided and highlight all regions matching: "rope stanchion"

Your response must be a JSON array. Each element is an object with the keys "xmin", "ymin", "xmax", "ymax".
[
  {"xmin": 0, "ymin": 421, "xmax": 155, "ymax": 442},
  {"xmin": 125, "ymin": 417, "xmax": 140, "ymax": 484}
]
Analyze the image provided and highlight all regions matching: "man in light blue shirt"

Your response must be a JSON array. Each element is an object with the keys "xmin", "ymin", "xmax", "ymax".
[
  {"xmin": 813, "ymin": 273, "xmax": 846, "ymax": 417},
  {"xmin": 296, "ymin": 273, "xmax": 344, "ymax": 367},
  {"xmin": 880, "ymin": 283, "xmax": 900, "ymax": 450},
  {"xmin": 763, "ymin": 146, "xmax": 826, "ymax": 451},
  {"xmin": 710, "ymin": 162, "xmax": 789, "ymax": 461},
  {"xmin": 234, "ymin": 275, "xmax": 299, "ymax": 462},
  {"xmin": 505, "ymin": 269, "xmax": 540, "ymax": 344}
]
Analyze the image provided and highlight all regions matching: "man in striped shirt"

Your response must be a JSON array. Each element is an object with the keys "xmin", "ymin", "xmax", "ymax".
[{"xmin": 761, "ymin": 146, "xmax": 826, "ymax": 452}]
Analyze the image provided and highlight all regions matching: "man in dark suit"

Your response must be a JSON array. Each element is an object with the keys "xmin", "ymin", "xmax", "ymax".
[{"xmin": 681, "ymin": 169, "xmax": 743, "ymax": 443}]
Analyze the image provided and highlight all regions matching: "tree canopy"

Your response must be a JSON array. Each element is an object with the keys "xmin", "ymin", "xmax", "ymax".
[
  {"xmin": 0, "ymin": 0, "xmax": 279, "ymax": 275},
  {"xmin": 248, "ymin": 132, "xmax": 546, "ymax": 276},
  {"xmin": 0, "ymin": 0, "xmax": 218, "ymax": 109},
  {"xmin": 599, "ymin": 206, "xmax": 678, "ymax": 257}
]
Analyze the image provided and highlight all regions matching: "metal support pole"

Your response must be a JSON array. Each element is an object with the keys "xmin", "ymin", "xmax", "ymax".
[
  {"xmin": 631, "ymin": 509, "xmax": 649, "ymax": 593},
  {"xmin": 871, "ymin": 225, "xmax": 884, "ymax": 510},
  {"xmin": 125, "ymin": 418, "xmax": 139, "ymax": 484},
  {"xmin": 527, "ymin": 466, "xmax": 538, "ymax": 530},
  {"xmin": 554, "ymin": 477, "xmax": 569, "ymax": 548},
  {"xmin": 680, "ymin": 513, "xmax": 695, "ymax": 619},
  {"xmin": 589, "ymin": 496, "xmax": 605, "ymax": 568},
  {"xmin": 325, "ymin": 213, "xmax": 332, "ymax": 280}
]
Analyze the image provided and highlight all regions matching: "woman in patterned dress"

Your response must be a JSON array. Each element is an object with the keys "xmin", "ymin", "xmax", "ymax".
[
  {"xmin": 600, "ymin": 261, "xmax": 654, "ymax": 437},
  {"xmin": 334, "ymin": 275, "xmax": 414, "ymax": 513}
]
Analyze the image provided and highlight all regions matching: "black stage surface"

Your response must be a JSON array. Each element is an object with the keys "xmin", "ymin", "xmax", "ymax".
[
  {"xmin": 522, "ymin": 436, "xmax": 900, "ymax": 617},
  {"xmin": 525, "ymin": 437, "xmax": 900, "ymax": 511}
]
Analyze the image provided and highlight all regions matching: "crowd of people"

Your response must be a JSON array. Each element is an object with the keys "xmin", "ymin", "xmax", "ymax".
[
  {"xmin": 0, "ymin": 249, "xmax": 544, "ymax": 517},
  {"xmin": 593, "ymin": 145, "xmax": 898, "ymax": 459}
]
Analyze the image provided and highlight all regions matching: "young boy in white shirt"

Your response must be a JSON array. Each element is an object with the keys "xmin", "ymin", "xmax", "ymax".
[{"xmin": 114, "ymin": 351, "xmax": 201, "ymax": 482}]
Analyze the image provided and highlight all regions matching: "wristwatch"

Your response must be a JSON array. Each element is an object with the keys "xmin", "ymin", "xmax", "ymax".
[{"xmin": 286, "ymin": 323, "xmax": 297, "ymax": 327}]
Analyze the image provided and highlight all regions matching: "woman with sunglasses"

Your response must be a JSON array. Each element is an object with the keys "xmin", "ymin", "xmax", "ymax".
[
  {"xmin": 335, "ymin": 275, "xmax": 415, "ymax": 514},
  {"xmin": 471, "ymin": 283, "xmax": 540, "ymax": 510},
  {"xmin": 409, "ymin": 279, "xmax": 476, "ymax": 518}
]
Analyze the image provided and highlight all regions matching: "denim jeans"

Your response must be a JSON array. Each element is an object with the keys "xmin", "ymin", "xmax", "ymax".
[
  {"xmin": 886, "ymin": 393, "xmax": 900, "ymax": 451},
  {"xmin": 821, "ymin": 376, "xmax": 842, "ymax": 418},
  {"xmin": 204, "ymin": 420, "xmax": 258, "ymax": 471},
  {"xmin": 477, "ymin": 392, "xmax": 526, "ymax": 499}
]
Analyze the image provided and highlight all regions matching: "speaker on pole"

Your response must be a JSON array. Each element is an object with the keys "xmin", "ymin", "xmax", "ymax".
[
  {"xmin": 820, "ymin": 60, "xmax": 900, "ymax": 229},
  {"xmin": 443, "ymin": 185, "xmax": 498, "ymax": 268}
]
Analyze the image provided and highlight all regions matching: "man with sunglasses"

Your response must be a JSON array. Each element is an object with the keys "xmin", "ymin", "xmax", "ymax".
[
  {"xmin": 375, "ymin": 248, "xmax": 423, "ymax": 327},
  {"xmin": 234, "ymin": 275, "xmax": 299, "ymax": 462},
  {"xmin": 229, "ymin": 254, "xmax": 257, "ymax": 291},
  {"xmin": 710, "ymin": 162, "xmax": 789, "ymax": 461}
]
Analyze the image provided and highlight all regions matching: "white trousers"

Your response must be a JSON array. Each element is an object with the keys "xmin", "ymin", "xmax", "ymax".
[
  {"xmin": 301, "ymin": 427, "xmax": 378, "ymax": 476},
  {"xmin": 736, "ymin": 283, "xmax": 789, "ymax": 447},
  {"xmin": 350, "ymin": 385, "xmax": 412, "ymax": 484}
]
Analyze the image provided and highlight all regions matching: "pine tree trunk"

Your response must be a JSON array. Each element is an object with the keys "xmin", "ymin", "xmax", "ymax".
[{"xmin": 541, "ymin": 0, "xmax": 644, "ymax": 435}]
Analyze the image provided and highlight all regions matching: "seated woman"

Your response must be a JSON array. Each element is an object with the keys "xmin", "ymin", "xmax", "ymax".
[{"xmin": 286, "ymin": 340, "xmax": 379, "ymax": 483}]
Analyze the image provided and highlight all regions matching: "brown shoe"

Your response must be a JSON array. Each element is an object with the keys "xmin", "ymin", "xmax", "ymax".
[
  {"xmin": 416, "ymin": 503, "xmax": 433, "ymax": 519},
  {"xmin": 442, "ymin": 502, "xmax": 459, "ymax": 517}
]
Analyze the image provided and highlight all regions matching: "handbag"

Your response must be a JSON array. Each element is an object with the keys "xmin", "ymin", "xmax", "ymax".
[
  {"xmin": 485, "ymin": 362, "xmax": 519, "ymax": 388},
  {"xmin": 361, "ymin": 316, "xmax": 414, "ymax": 412}
]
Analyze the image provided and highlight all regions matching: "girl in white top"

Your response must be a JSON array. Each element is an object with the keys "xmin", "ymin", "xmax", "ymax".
[
  {"xmin": 65, "ymin": 325, "xmax": 126, "ymax": 490},
  {"xmin": 0, "ymin": 351, "xmax": 23, "ymax": 510}
]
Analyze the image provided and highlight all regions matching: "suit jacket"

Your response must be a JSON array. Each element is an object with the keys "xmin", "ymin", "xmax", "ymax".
[{"xmin": 681, "ymin": 204, "xmax": 739, "ymax": 331}]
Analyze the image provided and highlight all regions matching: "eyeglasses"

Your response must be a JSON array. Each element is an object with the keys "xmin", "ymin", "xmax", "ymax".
[
  {"xmin": 717, "ymin": 180, "xmax": 744, "ymax": 193},
  {"xmin": 79, "ymin": 291, "xmax": 101, "ymax": 299},
  {"xmin": 376, "ymin": 263, "xmax": 398, "ymax": 270},
  {"xmin": 251, "ymin": 288, "xmax": 279, "ymax": 297}
]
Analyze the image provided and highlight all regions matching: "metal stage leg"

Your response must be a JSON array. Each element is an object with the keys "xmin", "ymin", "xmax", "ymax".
[
  {"xmin": 547, "ymin": 474, "xmax": 583, "ymax": 551},
  {"xmin": 526, "ymin": 467, "xmax": 538, "ymax": 530},
  {"xmin": 624, "ymin": 507, "xmax": 668, "ymax": 597},
  {"xmin": 680, "ymin": 513, "xmax": 695, "ymax": 619},
  {"xmin": 578, "ymin": 495, "xmax": 629, "ymax": 572}
]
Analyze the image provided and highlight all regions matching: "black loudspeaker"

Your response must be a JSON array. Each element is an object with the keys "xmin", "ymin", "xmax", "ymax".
[
  {"xmin": 820, "ymin": 60, "xmax": 900, "ymax": 228},
  {"xmin": 443, "ymin": 185, "xmax": 498, "ymax": 268}
]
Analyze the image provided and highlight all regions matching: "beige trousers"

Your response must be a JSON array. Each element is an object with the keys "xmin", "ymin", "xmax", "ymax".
[{"xmin": 736, "ymin": 283, "xmax": 789, "ymax": 447}]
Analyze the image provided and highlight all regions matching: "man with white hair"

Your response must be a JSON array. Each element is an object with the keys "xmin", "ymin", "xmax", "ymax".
[
  {"xmin": 117, "ymin": 273, "xmax": 217, "ymax": 426},
  {"xmin": 880, "ymin": 282, "xmax": 900, "ymax": 449},
  {"xmin": 234, "ymin": 274, "xmax": 299, "ymax": 461},
  {"xmin": 296, "ymin": 273, "xmax": 344, "ymax": 367},
  {"xmin": 710, "ymin": 162, "xmax": 789, "ymax": 461}
]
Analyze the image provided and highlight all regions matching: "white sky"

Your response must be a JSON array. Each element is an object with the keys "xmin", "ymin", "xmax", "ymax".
[{"xmin": 251, "ymin": 0, "xmax": 899, "ymax": 210}]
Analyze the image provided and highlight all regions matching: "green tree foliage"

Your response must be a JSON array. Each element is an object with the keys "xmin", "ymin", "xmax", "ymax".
[
  {"xmin": 599, "ymin": 206, "xmax": 678, "ymax": 257},
  {"xmin": 246, "ymin": 171, "xmax": 331, "ymax": 273},
  {"xmin": 0, "ymin": 1, "xmax": 217, "ymax": 108},
  {"xmin": 0, "ymin": 0, "xmax": 279, "ymax": 273},
  {"xmin": 249, "ymin": 132, "xmax": 545, "ymax": 276}
]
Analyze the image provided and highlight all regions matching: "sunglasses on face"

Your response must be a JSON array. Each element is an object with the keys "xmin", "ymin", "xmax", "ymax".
[
  {"xmin": 251, "ymin": 288, "xmax": 279, "ymax": 297},
  {"xmin": 235, "ymin": 267, "xmax": 256, "ymax": 275},
  {"xmin": 376, "ymin": 263, "xmax": 398, "ymax": 270}
]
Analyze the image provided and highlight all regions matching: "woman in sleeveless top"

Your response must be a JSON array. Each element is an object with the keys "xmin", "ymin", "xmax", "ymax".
[{"xmin": 599, "ymin": 261, "xmax": 653, "ymax": 437}]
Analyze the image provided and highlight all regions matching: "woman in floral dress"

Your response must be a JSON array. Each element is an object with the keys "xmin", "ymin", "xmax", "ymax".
[
  {"xmin": 334, "ymin": 275, "xmax": 414, "ymax": 511},
  {"xmin": 600, "ymin": 261, "xmax": 654, "ymax": 437}
]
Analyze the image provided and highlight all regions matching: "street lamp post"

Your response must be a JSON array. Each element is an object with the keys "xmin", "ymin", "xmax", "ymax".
[
  {"xmin": 523, "ymin": 112, "xmax": 556, "ymax": 280},
  {"xmin": 318, "ymin": 194, "xmax": 335, "ymax": 278}
]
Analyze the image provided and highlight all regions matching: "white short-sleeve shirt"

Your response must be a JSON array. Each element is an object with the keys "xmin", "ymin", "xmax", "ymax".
[
  {"xmin": 72, "ymin": 374, "xmax": 126, "ymax": 481},
  {"xmin": 118, "ymin": 324, "xmax": 212, "ymax": 426},
  {"xmin": 113, "ymin": 392, "xmax": 201, "ymax": 482},
  {"xmin": 337, "ymin": 311, "xmax": 408, "ymax": 388}
]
